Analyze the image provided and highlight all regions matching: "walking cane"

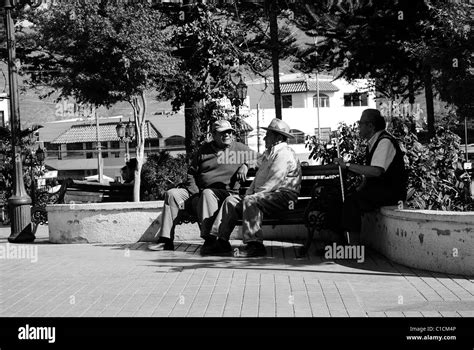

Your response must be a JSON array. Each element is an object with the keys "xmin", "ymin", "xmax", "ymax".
[{"xmin": 335, "ymin": 132, "xmax": 349, "ymax": 244}]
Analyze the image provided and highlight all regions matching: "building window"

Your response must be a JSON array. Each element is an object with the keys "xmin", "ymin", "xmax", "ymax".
[
  {"xmin": 165, "ymin": 135, "xmax": 185, "ymax": 147},
  {"xmin": 281, "ymin": 95, "xmax": 293, "ymax": 109},
  {"xmin": 313, "ymin": 94, "xmax": 330, "ymax": 108},
  {"xmin": 66, "ymin": 143, "xmax": 83, "ymax": 158},
  {"xmin": 110, "ymin": 141, "xmax": 120, "ymax": 158},
  {"xmin": 45, "ymin": 142, "xmax": 61, "ymax": 159},
  {"xmin": 344, "ymin": 92, "xmax": 368, "ymax": 107},
  {"xmin": 288, "ymin": 129, "xmax": 305, "ymax": 144},
  {"xmin": 0, "ymin": 111, "xmax": 4, "ymax": 127},
  {"xmin": 100, "ymin": 142, "xmax": 109, "ymax": 158},
  {"xmin": 85, "ymin": 142, "xmax": 94, "ymax": 159}
]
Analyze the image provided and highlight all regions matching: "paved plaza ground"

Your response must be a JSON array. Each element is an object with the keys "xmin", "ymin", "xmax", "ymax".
[
  {"xmin": 1, "ymin": 224, "xmax": 473, "ymax": 319},
  {"xmin": 2, "ymin": 223, "xmax": 474, "ymax": 347}
]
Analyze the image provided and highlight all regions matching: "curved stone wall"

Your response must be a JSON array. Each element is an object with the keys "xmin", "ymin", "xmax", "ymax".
[{"xmin": 361, "ymin": 206, "xmax": 474, "ymax": 276}]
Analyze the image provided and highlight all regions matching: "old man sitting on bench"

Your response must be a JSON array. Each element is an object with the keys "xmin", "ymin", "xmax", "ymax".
[
  {"xmin": 149, "ymin": 120, "xmax": 257, "ymax": 252},
  {"xmin": 202, "ymin": 118, "xmax": 302, "ymax": 258}
]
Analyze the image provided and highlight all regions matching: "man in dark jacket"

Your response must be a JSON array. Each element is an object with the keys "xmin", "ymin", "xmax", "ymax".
[
  {"xmin": 149, "ymin": 120, "xmax": 257, "ymax": 252},
  {"xmin": 334, "ymin": 109, "xmax": 407, "ymax": 244}
]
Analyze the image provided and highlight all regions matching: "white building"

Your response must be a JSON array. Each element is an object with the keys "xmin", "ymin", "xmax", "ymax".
[
  {"xmin": 242, "ymin": 73, "xmax": 376, "ymax": 162},
  {"xmin": 0, "ymin": 93, "xmax": 9, "ymax": 127}
]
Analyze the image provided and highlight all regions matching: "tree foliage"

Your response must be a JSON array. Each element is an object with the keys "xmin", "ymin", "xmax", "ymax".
[
  {"xmin": 0, "ymin": 125, "xmax": 45, "ymax": 210},
  {"xmin": 307, "ymin": 113, "xmax": 473, "ymax": 211},
  {"xmin": 140, "ymin": 150, "xmax": 187, "ymax": 201},
  {"xmin": 21, "ymin": 2, "xmax": 179, "ymax": 201},
  {"xmin": 23, "ymin": 3, "xmax": 177, "ymax": 105},
  {"xmin": 291, "ymin": 0, "xmax": 473, "ymax": 132}
]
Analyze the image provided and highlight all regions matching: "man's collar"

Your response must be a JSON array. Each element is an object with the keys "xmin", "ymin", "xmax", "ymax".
[
  {"xmin": 266, "ymin": 141, "xmax": 287, "ymax": 155},
  {"xmin": 368, "ymin": 130, "xmax": 384, "ymax": 151}
]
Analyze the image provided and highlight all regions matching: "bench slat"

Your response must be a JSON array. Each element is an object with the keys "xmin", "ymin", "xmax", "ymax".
[{"xmin": 61, "ymin": 179, "xmax": 134, "ymax": 204}]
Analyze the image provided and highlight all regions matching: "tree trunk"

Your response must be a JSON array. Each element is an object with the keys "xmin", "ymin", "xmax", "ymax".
[
  {"xmin": 130, "ymin": 92, "xmax": 147, "ymax": 202},
  {"xmin": 424, "ymin": 68, "xmax": 435, "ymax": 139},
  {"xmin": 184, "ymin": 99, "xmax": 203, "ymax": 157},
  {"xmin": 268, "ymin": 0, "xmax": 282, "ymax": 120}
]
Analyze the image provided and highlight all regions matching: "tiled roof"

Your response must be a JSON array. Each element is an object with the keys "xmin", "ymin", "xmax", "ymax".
[
  {"xmin": 307, "ymin": 81, "xmax": 339, "ymax": 92},
  {"xmin": 280, "ymin": 82, "xmax": 307, "ymax": 93},
  {"xmin": 51, "ymin": 121, "xmax": 162, "ymax": 144},
  {"xmin": 279, "ymin": 81, "xmax": 339, "ymax": 94}
]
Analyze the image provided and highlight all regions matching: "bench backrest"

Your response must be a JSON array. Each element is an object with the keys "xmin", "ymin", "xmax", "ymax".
[
  {"xmin": 242, "ymin": 164, "xmax": 342, "ymax": 197},
  {"xmin": 62, "ymin": 180, "xmax": 134, "ymax": 204}
]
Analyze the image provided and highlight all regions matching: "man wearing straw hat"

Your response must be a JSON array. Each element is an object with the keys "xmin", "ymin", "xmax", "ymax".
[
  {"xmin": 149, "ymin": 120, "xmax": 257, "ymax": 252},
  {"xmin": 334, "ymin": 108, "xmax": 407, "ymax": 245},
  {"xmin": 203, "ymin": 118, "xmax": 302, "ymax": 257}
]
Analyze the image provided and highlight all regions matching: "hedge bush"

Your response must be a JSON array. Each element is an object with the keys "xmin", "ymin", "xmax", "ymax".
[
  {"xmin": 140, "ymin": 151, "xmax": 188, "ymax": 201},
  {"xmin": 306, "ymin": 113, "xmax": 473, "ymax": 211}
]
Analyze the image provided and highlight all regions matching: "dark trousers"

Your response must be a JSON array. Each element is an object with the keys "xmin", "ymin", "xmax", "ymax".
[{"xmin": 341, "ymin": 184, "xmax": 400, "ymax": 233}]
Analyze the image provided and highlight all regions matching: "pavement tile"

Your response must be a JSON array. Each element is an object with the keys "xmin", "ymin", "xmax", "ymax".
[{"xmin": 1, "ymin": 225, "xmax": 473, "ymax": 320}]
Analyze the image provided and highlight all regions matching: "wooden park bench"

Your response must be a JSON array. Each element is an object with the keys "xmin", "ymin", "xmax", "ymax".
[
  {"xmin": 176, "ymin": 164, "xmax": 345, "ymax": 256},
  {"xmin": 31, "ymin": 179, "xmax": 134, "ymax": 226},
  {"xmin": 60, "ymin": 179, "xmax": 134, "ymax": 204}
]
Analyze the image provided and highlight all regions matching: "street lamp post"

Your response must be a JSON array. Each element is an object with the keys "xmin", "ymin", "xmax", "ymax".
[
  {"xmin": 29, "ymin": 146, "xmax": 44, "ymax": 205},
  {"xmin": 1, "ymin": 0, "xmax": 33, "ymax": 242},
  {"xmin": 232, "ymin": 75, "xmax": 248, "ymax": 116},
  {"xmin": 230, "ymin": 75, "xmax": 248, "ymax": 144},
  {"xmin": 116, "ymin": 119, "xmax": 135, "ymax": 163}
]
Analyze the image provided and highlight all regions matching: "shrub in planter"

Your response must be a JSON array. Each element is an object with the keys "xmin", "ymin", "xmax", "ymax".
[
  {"xmin": 306, "ymin": 113, "xmax": 473, "ymax": 212},
  {"xmin": 140, "ymin": 151, "xmax": 187, "ymax": 201}
]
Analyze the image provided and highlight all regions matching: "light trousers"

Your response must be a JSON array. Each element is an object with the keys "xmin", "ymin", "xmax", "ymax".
[
  {"xmin": 156, "ymin": 188, "xmax": 230, "ymax": 241},
  {"xmin": 210, "ymin": 191, "xmax": 298, "ymax": 244}
]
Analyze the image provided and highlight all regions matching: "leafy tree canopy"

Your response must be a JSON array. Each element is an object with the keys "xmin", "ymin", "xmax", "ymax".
[
  {"xmin": 291, "ymin": 0, "xmax": 473, "ymax": 107},
  {"xmin": 22, "ymin": 2, "xmax": 178, "ymax": 107}
]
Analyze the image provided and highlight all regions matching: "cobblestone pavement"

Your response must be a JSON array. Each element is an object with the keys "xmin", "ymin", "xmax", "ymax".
[{"xmin": 1, "ymin": 224, "xmax": 474, "ymax": 318}]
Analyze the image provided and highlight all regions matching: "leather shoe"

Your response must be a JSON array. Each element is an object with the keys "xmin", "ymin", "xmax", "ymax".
[
  {"xmin": 201, "ymin": 238, "xmax": 232, "ymax": 256},
  {"xmin": 148, "ymin": 238, "xmax": 174, "ymax": 251},
  {"xmin": 199, "ymin": 237, "xmax": 217, "ymax": 255},
  {"xmin": 238, "ymin": 242, "xmax": 266, "ymax": 257}
]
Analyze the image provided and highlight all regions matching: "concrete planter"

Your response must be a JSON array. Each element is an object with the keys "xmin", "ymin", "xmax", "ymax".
[
  {"xmin": 361, "ymin": 206, "xmax": 474, "ymax": 276},
  {"xmin": 47, "ymin": 202, "xmax": 165, "ymax": 244},
  {"xmin": 46, "ymin": 201, "xmax": 314, "ymax": 244}
]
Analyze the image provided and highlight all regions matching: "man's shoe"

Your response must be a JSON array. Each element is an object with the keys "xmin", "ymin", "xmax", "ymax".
[
  {"xmin": 148, "ymin": 238, "xmax": 174, "ymax": 251},
  {"xmin": 238, "ymin": 242, "xmax": 266, "ymax": 258},
  {"xmin": 199, "ymin": 237, "xmax": 217, "ymax": 255},
  {"xmin": 201, "ymin": 239, "xmax": 232, "ymax": 256}
]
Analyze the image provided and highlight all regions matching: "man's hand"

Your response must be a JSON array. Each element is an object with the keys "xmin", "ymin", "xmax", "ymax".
[
  {"xmin": 333, "ymin": 157, "xmax": 346, "ymax": 170},
  {"xmin": 356, "ymin": 176, "xmax": 367, "ymax": 192},
  {"xmin": 236, "ymin": 164, "xmax": 248, "ymax": 182}
]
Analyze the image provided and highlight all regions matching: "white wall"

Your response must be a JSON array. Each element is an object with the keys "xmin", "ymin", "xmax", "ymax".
[
  {"xmin": 0, "ymin": 94, "xmax": 9, "ymax": 127},
  {"xmin": 243, "ymin": 75, "xmax": 376, "ymax": 163}
]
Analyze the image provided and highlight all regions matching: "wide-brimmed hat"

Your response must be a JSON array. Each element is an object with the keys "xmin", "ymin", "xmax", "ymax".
[
  {"xmin": 212, "ymin": 120, "xmax": 235, "ymax": 133},
  {"xmin": 261, "ymin": 118, "xmax": 294, "ymax": 138}
]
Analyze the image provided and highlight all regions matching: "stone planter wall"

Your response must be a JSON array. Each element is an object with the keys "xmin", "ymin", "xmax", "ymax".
[
  {"xmin": 47, "ymin": 202, "xmax": 165, "ymax": 244},
  {"xmin": 361, "ymin": 206, "xmax": 474, "ymax": 276},
  {"xmin": 46, "ymin": 201, "xmax": 310, "ymax": 244}
]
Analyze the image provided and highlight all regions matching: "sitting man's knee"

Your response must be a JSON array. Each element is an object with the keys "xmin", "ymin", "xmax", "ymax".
[
  {"xmin": 201, "ymin": 188, "xmax": 214, "ymax": 199},
  {"xmin": 166, "ymin": 188, "xmax": 185, "ymax": 204}
]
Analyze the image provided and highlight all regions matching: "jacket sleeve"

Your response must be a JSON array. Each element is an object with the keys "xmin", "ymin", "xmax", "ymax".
[
  {"xmin": 184, "ymin": 150, "xmax": 200, "ymax": 195},
  {"xmin": 254, "ymin": 152, "xmax": 289, "ymax": 193},
  {"xmin": 241, "ymin": 145, "xmax": 259, "ymax": 169}
]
